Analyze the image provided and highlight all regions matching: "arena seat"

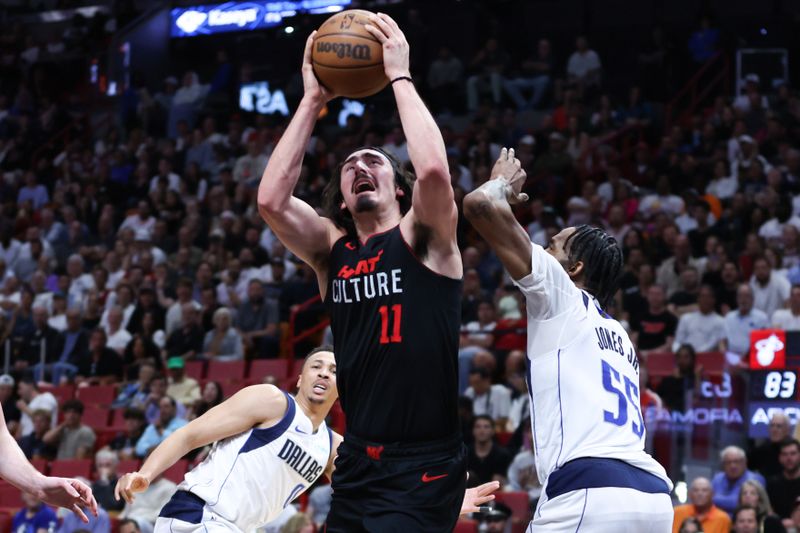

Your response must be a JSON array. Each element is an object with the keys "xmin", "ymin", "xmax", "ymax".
[
  {"xmin": 41, "ymin": 384, "xmax": 75, "ymax": 404},
  {"xmin": 49, "ymin": 459, "xmax": 92, "ymax": 479},
  {"xmin": 696, "ymin": 351, "xmax": 726, "ymax": 375},
  {"xmin": 82, "ymin": 406, "xmax": 111, "ymax": 429},
  {"xmin": 109, "ymin": 409, "xmax": 127, "ymax": 432},
  {"xmin": 163, "ymin": 459, "xmax": 189, "ymax": 484},
  {"xmin": 0, "ymin": 512, "xmax": 11, "ymax": 533},
  {"xmin": 644, "ymin": 352, "xmax": 674, "ymax": 379},
  {"xmin": 185, "ymin": 360, "xmax": 206, "ymax": 381},
  {"xmin": 496, "ymin": 431, "xmax": 513, "ymax": 446},
  {"xmin": 221, "ymin": 380, "xmax": 246, "ymax": 398},
  {"xmin": 495, "ymin": 491, "xmax": 531, "ymax": 522},
  {"xmin": 290, "ymin": 359, "xmax": 305, "ymax": 378},
  {"xmin": 76, "ymin": 385, "xmax": 117, "ymax": 406},
  {"xmin": 30, "ymin": 458, "xmax": 48, "ymax": 474},
  {"xmin": 207, "ymin": 360, "xmax": 246, "ymax": 382},
  {"xmin": 249, "ymin": 359, "xmax": 289, "ymax": 381},
  {"xmin": 453, "ymin": 518, "xmax": 478, "ymax": 532},
  {"xmin": 117, "ymin": 459, "xmax": 142, "ymax": 476},
  {"xmin": 0, "ymin": 483, "xmax": 23, "ymax": 509}
]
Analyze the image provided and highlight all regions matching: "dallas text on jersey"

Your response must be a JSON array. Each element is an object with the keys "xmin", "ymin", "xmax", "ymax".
[{"xmin": 276, "ymin": 438, "xmax": 325, "ymax": 483}]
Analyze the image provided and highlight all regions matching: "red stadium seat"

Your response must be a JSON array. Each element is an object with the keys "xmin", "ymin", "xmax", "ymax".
[
  {"xmin": 697, "ymin": 351, "xmax": 726, "ymax": 375},
  {"xmin": 82, "ymin": 406, "xmax": 111, "ymax": 429},
  {"xmin": 290, "ymin": 359, "xmax": 305, "ymax": 378},
  {"xmin": 0, "ymin": 483, "xmax": 23, "ymax": 508},
  {"xmin": 453, "ymin": 518, "xmax": 478, "ymax": 533},
  {"xmin": 117, "ymin": 459, "xmax": 142, "ymax": 476},
  {"xmin": 496, "ymin": 491, "xmax": 531, "ymax": 522},
  {"xmin": 644, "ymin": 352, "xmax": 674, "ymax": 379},
  {"xmin": 163, "ymin": 460, "xmax": 189, "ymax": 484},
  {"xmin": 76, "ymin": 385, "xmax": 117, "ymax": 406},
  {"xmin": 109, "ymin": 409, "xmax": 127, "ymax": 432},
  {"xmin": 221, "ymin": 380, "xmax": 246, "ymax": 398},
  {"xmin": 496, "ymin": 431, "xmax": 513, "ymax": 446},
  {"xmin": 30, "ymin": 458, "xmax": 48, "ymax": 474},
  {"xmin": 49, "ymin": 459, "xmax": 92, "ymax": 479},
  {"xmin": 0, "ymin": 512, "xmax": 11, "ymax": 533},
  {"xmin": 185, "ymin": 360, "xmax": 206, "ymax": 381},
  {"xmin": 41, "ymin": 384, "xmax": 75, "ymax": 404},
  {"xmin": 207, "ymin": 360, "xmax": 246, "ymax": 383},
  {"xmin": 249, "ymin": 359, "xmax": 289, "ymax": 381}
]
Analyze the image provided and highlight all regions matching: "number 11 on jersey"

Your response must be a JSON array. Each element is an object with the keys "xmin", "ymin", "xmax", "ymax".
[{"xmin": 378, "ymin": 304, "xmax": 402, "ymax": 344}]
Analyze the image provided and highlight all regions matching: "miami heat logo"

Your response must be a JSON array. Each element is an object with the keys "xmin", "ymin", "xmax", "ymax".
[
  {"xmin": 750, "ymin": 329, "xmax": 786, "ymax": 369},
  {"xmin": 755, "ymin": 334, "xmax": 784, "ymax": 367}
]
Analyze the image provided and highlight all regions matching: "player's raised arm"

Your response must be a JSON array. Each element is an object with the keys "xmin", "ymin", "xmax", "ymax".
[
  {"xmin": 464, "ymin": 148, "xmax": 532, "ymax": 280},
  {"xmin": 257, "ymin": 31, "xmax": 339, "ymax": 268},
  {"xmin": 115, "ymin": 385, "xmax": 287, "ymax": 503},
  {"xmin": 365, "ymin": 13, "xmax": 455, "ymax": 237}
]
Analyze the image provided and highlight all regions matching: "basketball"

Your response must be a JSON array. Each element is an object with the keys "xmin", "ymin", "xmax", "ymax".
[{"xmin": 311, "ymin": 9, "xmax": 388, "ymax": 98}]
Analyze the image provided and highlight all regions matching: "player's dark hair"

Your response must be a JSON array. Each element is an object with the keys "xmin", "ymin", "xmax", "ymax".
[
  {"xmin": 302, "ymin": 344, "xmax": 334, "ymax": 371},
  {"xmin": 564, "ymin": 224, "xmax": 623, "ymax": 308},
  {"xmin": 322, "ymin": 146, "xmax": 415, "ymax": 238}
]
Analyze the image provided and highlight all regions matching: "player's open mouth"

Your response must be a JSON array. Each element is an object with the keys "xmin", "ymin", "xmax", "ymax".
[
  {"xmin": 353, "ymin": 176, "xmax": 376, "ymax": 194},
  {"xmin": 313, "ymin": 381, "xmax": 328, "ymax": 393}
]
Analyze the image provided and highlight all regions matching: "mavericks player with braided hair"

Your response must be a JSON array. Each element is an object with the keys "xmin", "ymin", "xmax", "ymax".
[{"xmin": 464, "ymin": 148, "xmax": 673, "ymax": 532}]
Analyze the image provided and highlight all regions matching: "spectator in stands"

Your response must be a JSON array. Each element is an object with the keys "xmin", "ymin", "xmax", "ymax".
[
  {"xmin": 16, "ymin": 171, "xmax": 50, "ymax": 211},
  {"xmin": 57, "ymin": 475, "xmax": 111, "ymax": 533},
  {"xmin": 202, "ymin": 307, "xmax": 243, "ymax": 361},
  {"xmin": 109, "ymin": 408, "xmax": 147, "ymax": 460},
  {"xmin": 711, "ymin": 445, "xmax": 766, "ymax": 515},
  {"xmin": 18, "ymin": 408, "xmax": 56, "ymax": 460},
  {"xmin": 16, "ymin": 376, "xmax": 57, "ymax": 438},
  {"xmin": 118, "ymin": 472, "xmax": 177, "ymax": 533},
  {"xmin": 66, "ymin": 254, "xmax": 95, "ymax": 308},
  {"xmin": 504, "ymin": 38, "xmax": 554, "ymax": 111},
  {"xmin": 164, "ymin": 303, "xmax": 203, "ymax": 362},
  {"xmin": 467, "ymin": 415, "xmax": 512, "ymax": 487},
  {"xmin": 630, "ymin": 284, "xmax": 677, "ymax": 354},
  {"xmin": 566, "ymin": 35, "xmax": 602, "ymax": 92},
  {"xmin": 737, "ymin": 479, "xmax": 784, "ymax": 532},
  {"xmin": 773, "ymin": 285, "xmax": 800, "ymax": 330},
  {"xmin": 731, "ymin": 506, "xmax": 759, "ymax": 533},
  {"xmin": 135, "ymin": 395, "xmax": 187, "ymax": 458},
  {"xmin": 113, "ymin": 362, "xmax": 155, "ymax": 409},
  {"xmin": 75, "ymin": 328, "xmax": 124, "ymax": 385},
  {"xmin": 27, "ymin": 304, "xmax": 63, "ymax": 381},
  {"xmin": 127, "ymin": 287, "xmax": 165, "ymax": 336},
  {"xmin": 466, "ymin": 38, "xmax": 509, "ymax": 111},
  {"xmin": 237, "ymin": 279, "xmax": 279, "ymax": 358},
  {"xmin": 427, "ymin": 46, "xmax": 463, "ymax": 113},
  {"xmin": 119, "ymin": 519, "xmax": 142, "ymax": 533},
  {"xmin": 751, "ymin": 413, "xmax": 793, "ymax": 478},
  {"xmin": 672, "ymin": 476, "xmax": 732, "ymax": 533},
  {"xmin": 233, "ymin": 136, "xmax": 269, "ymax": 186},
  {"xmin": 767, "ymin": 439, "xmax": 800, "ymax": 520},
  {"xmin": 672, "ymin": 285, "xmax": 726, "ymax": 353},
  {"xmin": 42, "ymin": 399, "xmax": 95, "ymax": 460},
  {"xmin": 165, "ymin": 357, "xmax": 200, "ymax": 409},
  {"xmin": 788, "ymin": 499, "xmax": 800, "ymax": 533},
  {"xmin": 189, "ymin": 381, "xmax": 223, "ymax": 420},
  {"xmin": 164, "ymin": 278, "xmax": 200, "ymax": 336},
  {"xmin": 12, "ymin": 491, "xmax": 58, "ymax": 533},
  {"xmin": 751, "ymin": 256, "xmax": 791, "ymax": 318},
  {"xmin": 688, "ymin": 15, "xmax": 720, "ymax": 64},
  {"xmin": 727, "ymin": 289, "xmax": 768, "ymax": 362},
  {"xmin": 92, "ymin": 449, "xmax": 125, "ymax": 513},
  {"xmin": 668, "ymin": 267, "xmax": 701, "ymax": 317},
  {"xmin": 458, "ymin": 299, "xmax": 497, "ymax": 392},
  {"xmin": 506, "ymin": 420, "xmax": 541, "ymax": 504},
  {"xmin": 474, "ymin": 501, "xmax": 512, "ymax": 532},
  {"xmin": 103, "ymin": 305, "xmax": 132, "ymax": 355},
  {"xmin": 123, "ymin": 335, "xmax": 162, "ymax": 381},
  {"xmin": 677, "ymin": 517, "xmax": 703, "ymax": 533},
  {"xmin": 505, "ymin": 361, "xmax": 530, "ymax": 433},
  {"xmin": 465, "ymin": 363, "xmax": 512, "ymax": 430},
  {"xmin": 306, "ymin": 483, "xmax": 333, "ymax": 529},
  {"xmin": 716, "ymin": 261, "xmax": 742, "ymax": 315},
  {"xmin": 657, "ymin": 234, "xmax": 703, "ymax": 298},
  {"xmin": 657, "ymin": 344, "xmax": 699, "ymax": 412},
  {"xmin": 0, "ymin": 373, "xmax": 20, "ymax": 436}
]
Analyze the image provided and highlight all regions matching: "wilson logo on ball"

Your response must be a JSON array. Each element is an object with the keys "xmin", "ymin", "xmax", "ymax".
[{"xmin": 316, "ymin": 42, "xmax": 372, "ymax": 61}]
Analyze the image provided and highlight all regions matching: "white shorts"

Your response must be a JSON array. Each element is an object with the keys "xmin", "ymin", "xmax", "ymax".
[
  {"xmin": 154, "ymin": 509, "xmax": 243, "ymax": 533},
  {"xmin": 529, "ymin": 486, "xmax": 673, "ymax": 532}
]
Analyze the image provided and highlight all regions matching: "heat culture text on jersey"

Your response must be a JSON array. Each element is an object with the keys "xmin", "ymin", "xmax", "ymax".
[
  {"xmin": 594, "ymin": 325, "xmax": 639, "ymax": 373},
  {"xmin": 330, "ymin": 248, "xmax": 404, "ymax": 304},
  {"xmin": 277, "ymin": 438, "xmax": 325, "ymax": 483}
]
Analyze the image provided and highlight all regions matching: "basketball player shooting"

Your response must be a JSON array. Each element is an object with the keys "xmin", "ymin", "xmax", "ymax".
[
  {"xmin": 463, "ymin": 148, "xmax": 674, "ymax": 532},
  {"xmin": 258, "ymin": 13, "xmax": 479, "ymax": 532},
  {"xmin": 114, "ymin": 348, "xmax": 496, "ymax": 532}
]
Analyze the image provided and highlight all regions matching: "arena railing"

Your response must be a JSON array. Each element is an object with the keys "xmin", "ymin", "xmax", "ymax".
[{"xmin": 664, "ymin": 51, "xmax": 731, "ymax": 131}]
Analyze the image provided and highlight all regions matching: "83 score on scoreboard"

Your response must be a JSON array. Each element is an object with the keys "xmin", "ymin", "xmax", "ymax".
[{"xmin": 748, "ymin": 369, "xmax": 799, "ymax": 438}]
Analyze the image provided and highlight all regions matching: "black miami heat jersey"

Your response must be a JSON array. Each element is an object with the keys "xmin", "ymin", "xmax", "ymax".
[{"xmin": 325, "ymin": 225, "xmax": 462, "ymax": 443}]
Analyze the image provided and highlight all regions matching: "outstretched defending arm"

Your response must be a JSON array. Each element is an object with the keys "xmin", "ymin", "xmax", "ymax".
[
  {"xmin": 0, "ymin": 404, "xmax": 98, "ymax": 522},
  {"xmin": 365, "ymin": 14, "xmax": 456, "ymax": 240},
  {"xmin": 257, "ymin": 31, "xmax": 338, "ymax": 268},
  {"xmin": 464, "ymin": 148, "xmax": 532, "ymax": 280},
  {"xmin": 115, "ymin": 385, "xmax": 287, "ymax": 503}
]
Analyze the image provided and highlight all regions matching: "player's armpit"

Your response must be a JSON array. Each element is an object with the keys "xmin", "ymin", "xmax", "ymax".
[{"xmin": 464, "ymin": 183, "xmax": 532, "ymax": 281}]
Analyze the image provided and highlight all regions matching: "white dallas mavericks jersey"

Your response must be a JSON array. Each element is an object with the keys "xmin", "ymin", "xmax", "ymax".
[
  {"xmin": 180, "ymin": 392, "xmax": 331, "ymax": 531},
  {"xmin": 513, "ymin": 243, "xmax": 672, "ymax": 490}
]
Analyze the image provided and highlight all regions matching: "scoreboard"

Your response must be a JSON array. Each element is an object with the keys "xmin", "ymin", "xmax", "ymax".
[{"xmin": 747, "ymin": 330, "xmax": 800, "ymax": 438}]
